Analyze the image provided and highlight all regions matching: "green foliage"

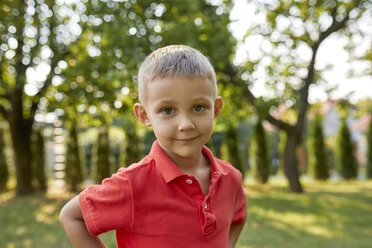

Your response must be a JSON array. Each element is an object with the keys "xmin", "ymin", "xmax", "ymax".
[
  {"xmin": 95, "ymin": 126, "xmax": 112, "ymax": 183},
  {"xmin": 65, "ymin": 123, "xmax": 84, "ymax": 191},
  {"xmin": 252, "ymin": 118, "xmax": 270, "ymax": 183},
  {"xmin": 31, "ymin": 128, "xmax": 47, "ymax": 191},
  {"xmin": 336, "ymin": 118, "xmax": 357, "ymax": 179},
  {"xmin": 0, "ymin": 126, "xmax": 9, "ymax": 191},
  {"xmin": 309, "ymin": 116, "xmax": 329, "ymax": 180},
  {"xmin": 225, "ymin": 124, "xmax": 245, "ymax": 177},
  {"xmin": 48, "ymin": 0, "xmax": 238, "ymax": 126},
  {"xmin": 367, "ymin": 116, "xmax": 372, "ymax": 178}
]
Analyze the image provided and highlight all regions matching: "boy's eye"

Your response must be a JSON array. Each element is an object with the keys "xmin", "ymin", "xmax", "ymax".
[
  {"xmin": 193, "ymin": 105, "xmax": 206, "ymax": 112},
  {"xmin": 161, "ymin": 107, "xmax": 175, "ymax": 115}
]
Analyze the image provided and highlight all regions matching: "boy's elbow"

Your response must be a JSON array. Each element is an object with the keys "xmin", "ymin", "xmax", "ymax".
[
  {"xmin": 59, "ymin": 204, "xmax": 69, "ymax": 227},
  {"xmin": 59, "ymin": 196, "xmax": 82, "ymax": 227}
]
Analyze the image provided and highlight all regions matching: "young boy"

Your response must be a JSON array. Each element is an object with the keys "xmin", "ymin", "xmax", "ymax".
[{"xmin": 60, "ymin": 45, "xmax": 246, "ymax": 248}]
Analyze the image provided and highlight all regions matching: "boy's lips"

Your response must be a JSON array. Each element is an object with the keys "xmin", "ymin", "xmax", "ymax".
[{"xmin": 174, "ymin": 136, "xmax": 199, "ymax": 142}]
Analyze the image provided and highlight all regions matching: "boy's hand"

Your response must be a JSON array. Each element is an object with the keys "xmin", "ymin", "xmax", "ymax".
[{"xmin": 60, "ymin": 196, "xmax": 106, "ymax": 248}]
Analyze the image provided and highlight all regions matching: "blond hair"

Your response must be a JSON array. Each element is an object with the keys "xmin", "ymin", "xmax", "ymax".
[{"xmin": 137, "ymin": 45, "xmax": 217, "ymax": 102}]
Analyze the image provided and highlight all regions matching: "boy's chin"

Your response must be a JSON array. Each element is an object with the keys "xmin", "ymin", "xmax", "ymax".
[{"xmin": 165, "ymin": 146, "xmax": 203, "ymax": 159}]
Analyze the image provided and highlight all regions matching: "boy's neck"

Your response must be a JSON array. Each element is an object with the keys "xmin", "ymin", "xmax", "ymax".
[{"xmin": 163, "ymin": 148, "xmax": 211, "ymax": 176}]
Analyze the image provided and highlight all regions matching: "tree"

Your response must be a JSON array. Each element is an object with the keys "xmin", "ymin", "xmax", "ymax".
[
  {"xmin": 0, "ymin": 125, "xmax": 9, "ymax": 191},
  {"xmin": 309, "ymin": 115, "xmax": 329, "ymax": 180},
  {"xmin": 366, "ymin": 115, "xmax": 372, "ymax": 178},
  {"xmin": 241, "ymin": 0, "xmax": 371, "ymax": 192},
  {"xmin": 252, "ymin": 118, "xmax": 270, "ymax": 183},
  {"xmin": 0, "ymin": 1, "xmax": 82, "ymax": 195},
  {"xmin": 31, "ymin": 127, "xmax": 47, "ymax": 191},
  {"xmin": 337, "ymin": 118, "xmax": 357, "ymax": 179}
]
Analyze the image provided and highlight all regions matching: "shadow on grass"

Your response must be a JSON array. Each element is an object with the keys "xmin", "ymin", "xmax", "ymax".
[{"xmin": 238, "ymin": 181, "xmax": 372, "ymax": 248}]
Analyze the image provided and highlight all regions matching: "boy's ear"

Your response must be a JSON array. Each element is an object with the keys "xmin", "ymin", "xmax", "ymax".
[
  {"xmin": 134, "ymin": 103, "xmax": 152, "ymax": 126},
  {"xmin": 213, "ymin": 97, "xmax": 223, "ymax": 119}
]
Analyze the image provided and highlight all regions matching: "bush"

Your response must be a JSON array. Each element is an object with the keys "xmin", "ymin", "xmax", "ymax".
[
  {"xmin": 65, "ymin": 123, "xmax": 83, "ymax": 191},
  {"xmin": 31, "ymin": 128, "xmax": 47, "ymax": 191},
  {"xmin": 337, "ymin": 118, "xmax": 357, "ymax": 179},
  {"xmin": 252, "ymin": 118, "xmax": 270, "ymax": 183},
  {"xmin": 122, "ymin": 121, "xmax": 142, "ymax": 167},
  {"xmin": 310, "ymin": 116, "xmax": 329, "ymax": 180},
  {"xmin": 0, "ymin": 126, "xmax": 9, "ymax": 191},
  {"xmin": 95, "ymin": 126, "xmax": 111, "ymax": 183},
  {"xmin": 367, "ymin": 116, "xmax": 372, "ymax": 179},
  {"xmin": 226, "ymin": 124, "xmax": 245, "ymax": 177}
]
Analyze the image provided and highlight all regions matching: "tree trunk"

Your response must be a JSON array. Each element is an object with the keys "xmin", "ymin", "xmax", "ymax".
[
  {"xmin": 8, "ymin": 113, "xmax": 33, "ymax": 195},
  {"xmin": 283, "ymin": 131, "xmax": 303, "ymax": 193}
]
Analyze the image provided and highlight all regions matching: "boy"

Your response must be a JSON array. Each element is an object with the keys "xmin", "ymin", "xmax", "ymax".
[{"xmin": 60, "ymin": 45, "xmax": 246, "ymax": 248}]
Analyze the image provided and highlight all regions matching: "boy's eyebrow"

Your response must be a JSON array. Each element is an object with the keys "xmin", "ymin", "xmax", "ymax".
[
  {"xmin": 153, "ymin": 100, "xmax": 176, "ymax": 106},
  {"xmin": 191, "ymin": 96, "xmax": 212, "ymax": 102},
  {"xmin": 155, "ymin": 96, "xmax": 212, "ymax": 104},
  {"xmin": 155, "ymin": 96, "xmax": 212, "ymax": 106}
]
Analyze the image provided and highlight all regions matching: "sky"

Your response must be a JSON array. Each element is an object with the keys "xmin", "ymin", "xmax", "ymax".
[{"xmin": 229, "ymin": 0, "xmax": 372, "ymax": 103}]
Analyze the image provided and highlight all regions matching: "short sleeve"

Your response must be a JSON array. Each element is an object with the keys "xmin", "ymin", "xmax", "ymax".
[
  {"xmin": 79, "ymin": 168, "xmax": 133, "ymax": 236},
  {"xmin": 231, "ymin": 177, "xmax": 247, "ymax": 224}
]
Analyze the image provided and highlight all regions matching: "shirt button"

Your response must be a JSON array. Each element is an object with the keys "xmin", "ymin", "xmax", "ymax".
[
  {"xmin": 186, "ymin": 179, "xmax": 193, "ymax": 184},
  {"xmin": 204, "ymin": 203, "xmax": 208, "ymax": 209}
]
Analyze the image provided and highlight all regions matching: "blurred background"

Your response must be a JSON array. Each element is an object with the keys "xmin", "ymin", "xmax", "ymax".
[{"xmin": 0, "ymin": 0, "xmax": 371, "ymax": 247}]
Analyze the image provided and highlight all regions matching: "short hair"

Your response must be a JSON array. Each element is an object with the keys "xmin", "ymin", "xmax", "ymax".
[{"xmin": 137, "ymin": 45, "xmax": 217, "ymax": 103}]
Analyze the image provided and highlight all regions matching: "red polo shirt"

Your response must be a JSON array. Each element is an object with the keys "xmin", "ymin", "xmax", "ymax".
[{"xmin": 79, "ymin": 140, "xmax": 246, "ymax": 248}]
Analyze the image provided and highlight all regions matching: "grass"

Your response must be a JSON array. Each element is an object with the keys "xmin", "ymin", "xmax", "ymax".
[
  {"xmin": 0, "ymin": 183, "xmax": 116, "ymax": 248},
  {"xmin": 1, "ymin": 180, "xmax": 372, "ymax": 248},
  {"xmin": 237, "ymin": 180, "xmax": 372, "ymax": 248}
]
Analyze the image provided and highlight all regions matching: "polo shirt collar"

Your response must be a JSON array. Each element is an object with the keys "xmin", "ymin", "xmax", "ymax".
[{"xmin": 149, "ymin": 140, "xmax": 228, "ymax": 183}]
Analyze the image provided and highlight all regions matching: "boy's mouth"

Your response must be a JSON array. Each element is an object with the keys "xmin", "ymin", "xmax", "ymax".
[{"xmin": 174, "ymin": 136, "xmax": 199, "ymax": 142}]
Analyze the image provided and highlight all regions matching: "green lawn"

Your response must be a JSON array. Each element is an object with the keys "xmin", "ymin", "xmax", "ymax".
[
  {"xmin": 1, "ymin": 180, "xmax": 372, "ymax": 248},
  {"xmin": 237, "ymin": 180, "xmax": 372, "ymax": 248}
]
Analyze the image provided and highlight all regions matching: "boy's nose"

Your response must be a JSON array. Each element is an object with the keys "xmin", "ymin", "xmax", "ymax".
[{"xmin": 178, "ymin": 115, "xmax": 195, "ymax": 131}]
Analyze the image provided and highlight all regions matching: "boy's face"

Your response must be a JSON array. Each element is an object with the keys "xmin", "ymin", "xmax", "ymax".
[{"xmin": 134, "ymin": 76, "xmax": 222, "ymax": 161}]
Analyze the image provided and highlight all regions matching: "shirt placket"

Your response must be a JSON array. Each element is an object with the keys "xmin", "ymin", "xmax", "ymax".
[{"xmin": 183, "ymin": 172, "xmax": 222, "ymax": 236}]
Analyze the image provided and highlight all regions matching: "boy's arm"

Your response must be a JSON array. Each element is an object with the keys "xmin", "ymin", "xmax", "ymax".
[
  {"xmin": 228, "ymin": 222, "xmax": 245, "ymax": 248},
  {"xmin": 60, "ymin": 196, "xmax": 106, "ymax": 248}
]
